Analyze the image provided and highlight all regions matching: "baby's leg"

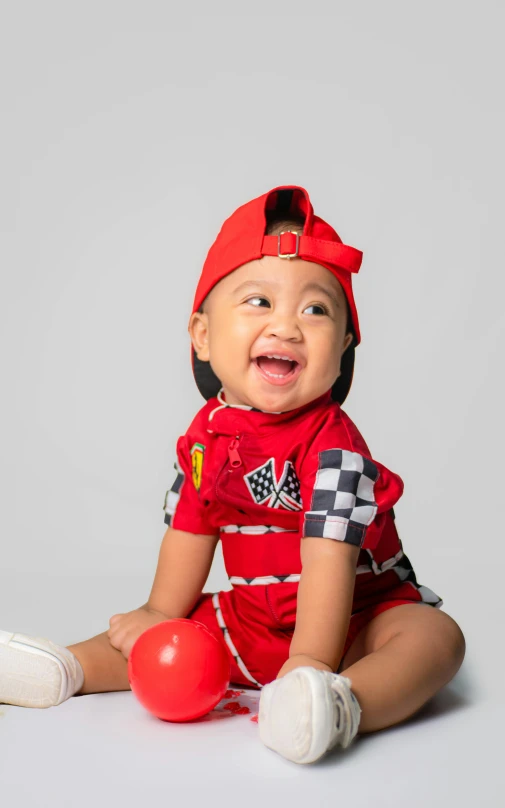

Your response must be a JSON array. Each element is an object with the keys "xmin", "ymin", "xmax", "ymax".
[
  {"xmin": 67, "ymin": 632, "xmax": 130, "ymax": 695},
  {"xmin": 258, "ymin": 603, "xmax": 465, "ymax": 764},
  {"xmin": 0, "ymin": 628, "xmax": 84, "ymax": 709},
  {"xmin": 1, "ymin": 591, "xmax": 233, "ymax": 708},
  {"xmin": 338, "ymin": 603, "xmax": 466, "ymax": 733},
  {"xmin": 0, "ymin": 626, "xmax": 130, "ymax": 709}
]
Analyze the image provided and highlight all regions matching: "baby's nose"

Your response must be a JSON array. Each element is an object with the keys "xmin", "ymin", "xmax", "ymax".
[{"xmin": 265, "ymin": 314, "xmax": 302, "ymax": 340}]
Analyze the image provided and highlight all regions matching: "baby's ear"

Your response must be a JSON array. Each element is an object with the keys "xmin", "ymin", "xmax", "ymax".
[
  {"xmin": 343, "ymin": 331, "xmax": 354, "ymax": 353},
  {"xmin": 188, "ymin": 311, "xmax": 210, "ymax": 361}
]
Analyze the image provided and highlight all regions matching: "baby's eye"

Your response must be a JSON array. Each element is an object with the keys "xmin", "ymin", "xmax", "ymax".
[
  {"xmin": 246, "ymin": 296, "xmax": 270, "ymax": 308},
  {"xmin": 304, "ymin": 304, "xmax": 328, "ymax": 316}
]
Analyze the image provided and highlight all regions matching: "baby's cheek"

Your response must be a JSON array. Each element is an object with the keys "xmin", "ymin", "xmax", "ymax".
[{"xmin": 217, "ymin": 337, "xmax": 246, "ymax": 366}]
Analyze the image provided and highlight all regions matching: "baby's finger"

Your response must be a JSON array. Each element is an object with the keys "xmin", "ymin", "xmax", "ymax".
[
  {"xmin": 121, "ymin": 638, "xmax": 133, "ymax": 660},
  {"xmin": 108, "ymin": 628, "xmax": 123, "ymax": 651},
  {"xmin": 107, "ymin": 622, "xmax": 123, "ymax": 644}
]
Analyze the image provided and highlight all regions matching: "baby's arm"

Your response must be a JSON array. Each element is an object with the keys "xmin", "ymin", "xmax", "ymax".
[
  {"xmin": 277, "ymin": 538, "xmax": 359, "ymax": 678},
  {"xmin": 108, "ymin": 526, "xmax": 219, "ymax": 658},
  {"xmin": 287, "ymin": 432, "xmax": 396, "ymax": 679},
  {"xmin": 144, "ymin": 525, "xmax": 220, "ymax": 617}
]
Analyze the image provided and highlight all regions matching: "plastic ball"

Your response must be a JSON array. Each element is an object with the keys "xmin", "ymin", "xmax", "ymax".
[{"xmin": 127, "ymin": 618, "xmax": 231, "ymax": 722}]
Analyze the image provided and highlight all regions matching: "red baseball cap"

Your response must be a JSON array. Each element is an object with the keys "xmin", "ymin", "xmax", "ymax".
[{"xmin": 191, "ymin": 185, "xmax": 363, "ymax": 405}]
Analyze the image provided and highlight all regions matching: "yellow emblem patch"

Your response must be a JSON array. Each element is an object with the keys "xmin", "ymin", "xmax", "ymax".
[{"xmin": 190, "ymin": 442, "xmax": 205, "ymax": 493}]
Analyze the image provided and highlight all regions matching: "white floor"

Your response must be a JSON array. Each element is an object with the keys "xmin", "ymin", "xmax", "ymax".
[{"xmin": 0, "ymin": 663, "xmax": 499, "ymax": 808}]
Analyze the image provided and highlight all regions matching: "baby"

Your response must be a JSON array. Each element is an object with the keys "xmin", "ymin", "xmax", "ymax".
[{"xmin": 0, "ymin": 185, "xmax": 465, "ymax": 765}]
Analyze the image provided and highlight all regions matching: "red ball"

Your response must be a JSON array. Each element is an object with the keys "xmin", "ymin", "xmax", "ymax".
[{"xmin": 128, "ymin": 618, "xmax": 231, "ymax": 722}]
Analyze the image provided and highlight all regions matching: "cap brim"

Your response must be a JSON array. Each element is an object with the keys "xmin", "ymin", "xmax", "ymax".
[
  {"xmin": 192, "ymin": 347, "xmax": 222, "ymax": 401},
  {"xmin": 331, "ymin": 341, "xmax": 355, "ymax": 405}
]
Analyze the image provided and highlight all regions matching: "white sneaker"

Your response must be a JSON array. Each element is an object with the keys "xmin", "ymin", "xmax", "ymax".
[
  {"xmin": 0, "ymin": 630, "xmax": 84, "ymax": 709},
  {"xmin": 258, "ymin": 666, "xmax": 362, "ymax": 764}
]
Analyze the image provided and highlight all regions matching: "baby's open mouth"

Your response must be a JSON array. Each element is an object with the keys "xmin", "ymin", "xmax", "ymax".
[{"xmin": 253, "ymin": 355, "xmax": 300, "ymax": 380}]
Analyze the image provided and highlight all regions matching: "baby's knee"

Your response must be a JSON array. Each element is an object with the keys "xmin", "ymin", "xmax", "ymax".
[{"xmin": 433, "ymin": 611, "xmax": 466, "ymax": 671}]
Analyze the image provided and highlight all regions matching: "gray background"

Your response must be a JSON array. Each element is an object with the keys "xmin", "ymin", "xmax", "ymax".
[{"xmin": 0, "ymin": 1, "xmax": 503, "ymax": 805}]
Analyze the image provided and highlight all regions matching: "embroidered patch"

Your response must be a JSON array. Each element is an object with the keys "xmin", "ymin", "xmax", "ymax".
[
  {"xmin": 244, "ymin": 458, "xmax": 302, "ymax": 511},
  {"xmin": 190, "ymin": 442, "xmax": 205, "ymax": 493}
]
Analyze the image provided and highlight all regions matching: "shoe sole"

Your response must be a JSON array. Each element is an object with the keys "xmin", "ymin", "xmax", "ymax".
[
  {"xmin": 258, "ymin": 667, "xmax": 335, "ymax": 764},
  {"xmin": 0, "ymin": 630, "xmax": 69, "ymax": 708}
]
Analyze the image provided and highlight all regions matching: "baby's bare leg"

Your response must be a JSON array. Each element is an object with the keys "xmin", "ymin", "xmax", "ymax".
[
  {"xmin": 338, "ymin": 604, "xmax": 466, "ymax": 734},
  {"xmin": 67, "ymin": 632, "xmax": 130, "ymax": 695}
]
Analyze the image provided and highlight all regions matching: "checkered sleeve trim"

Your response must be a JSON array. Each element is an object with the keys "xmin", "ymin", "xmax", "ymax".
[
  {"xmin": 163, "ymin": 459, "xmax": 184, "ymax": 526},
  {"xmin": 303, "ymin": 449, "xmax": 379, "ymax": 547}
]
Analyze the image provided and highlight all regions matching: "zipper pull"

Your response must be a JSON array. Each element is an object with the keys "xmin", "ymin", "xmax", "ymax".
[{"xmin": 228, "ymin": 437, "xmax": 242, "ymax": 468}]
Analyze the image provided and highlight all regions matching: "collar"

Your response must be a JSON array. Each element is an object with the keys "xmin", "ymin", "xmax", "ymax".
[{"xmin": 206, "ymin": 387, "xmax": 335, "ymax": 435}]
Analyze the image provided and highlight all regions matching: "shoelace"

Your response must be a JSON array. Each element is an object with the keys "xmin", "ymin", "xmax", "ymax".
[{"xmin": 329, "ymin": 675, "xmax": 361, "ymax": 750}]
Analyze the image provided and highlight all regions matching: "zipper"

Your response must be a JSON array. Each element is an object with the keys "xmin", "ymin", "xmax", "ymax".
[
  {"xmin": 214, "ymin": 434, "xmax": 243, "ymax": 502},
  {"xmin": 227, "ymin": 436, "xmax": 242, "ymax": 469}
]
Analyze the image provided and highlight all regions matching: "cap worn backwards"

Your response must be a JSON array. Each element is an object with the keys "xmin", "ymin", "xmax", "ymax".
[{"xmin": 191, "ymin": 185, "xmax": 363, "ymax": 406}]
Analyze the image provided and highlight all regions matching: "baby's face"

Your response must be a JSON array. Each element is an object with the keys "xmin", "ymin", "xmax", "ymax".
[{"xmin": 189, "ymin": 255, "xmax": 353, "ymax": 412}]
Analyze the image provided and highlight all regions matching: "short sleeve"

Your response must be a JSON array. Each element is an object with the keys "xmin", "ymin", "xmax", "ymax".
[
  {"xmin": 162, "ymin": 435, "xmax": 216, "ymax": 536},
  {"xmin": 300, "ymin": 447, "xmax": 403, "ymax": 550}
]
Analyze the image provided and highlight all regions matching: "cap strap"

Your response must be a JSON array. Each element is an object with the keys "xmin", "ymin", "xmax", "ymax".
[{"xmin": 261, "ymin": 234, "xmax": 362, "ymax": 274}]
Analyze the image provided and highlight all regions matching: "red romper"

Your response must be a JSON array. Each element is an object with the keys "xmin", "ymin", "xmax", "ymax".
[{"xmin": 163, "ymin": 389, "xmax": 443, "ymax": 689}]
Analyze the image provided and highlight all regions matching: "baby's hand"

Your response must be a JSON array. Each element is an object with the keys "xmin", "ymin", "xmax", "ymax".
[{"xmin": 107, "ymin": 607, "xmax": 169, "ymax": 660}]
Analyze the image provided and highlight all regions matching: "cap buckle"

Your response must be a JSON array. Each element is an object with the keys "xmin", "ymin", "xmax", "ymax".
[{"xmin": 277, "ymin": 230, "xmax": 300, "ymax": 259}]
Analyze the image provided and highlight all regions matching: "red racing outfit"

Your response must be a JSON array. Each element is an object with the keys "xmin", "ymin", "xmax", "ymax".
[{"xmin": 163, "ymin": 388, "xmax": 443, "ymax": 689}]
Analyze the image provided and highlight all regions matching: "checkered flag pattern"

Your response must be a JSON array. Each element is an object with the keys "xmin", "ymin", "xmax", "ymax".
[
  {"xmin": 303, "ymin": 449, "xmax": 379, "ymax": 547},
  {"xmin": 163, "ymin": 460, "xmax": 184, "ymax": 527},
  {"xmin": 282, "ymin": 464, "xmax": 302, "ymax": 509},
  {"xmin": 245, "ymin": 459, "xmax": 276, "ymax": 505},
  {"xmin": 229, "ymin": 574, "xmax": 301, "ymax": 586},
  {"xmin": 244, "ymin": 459, "xmax": 302, "ymax": 511}
]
